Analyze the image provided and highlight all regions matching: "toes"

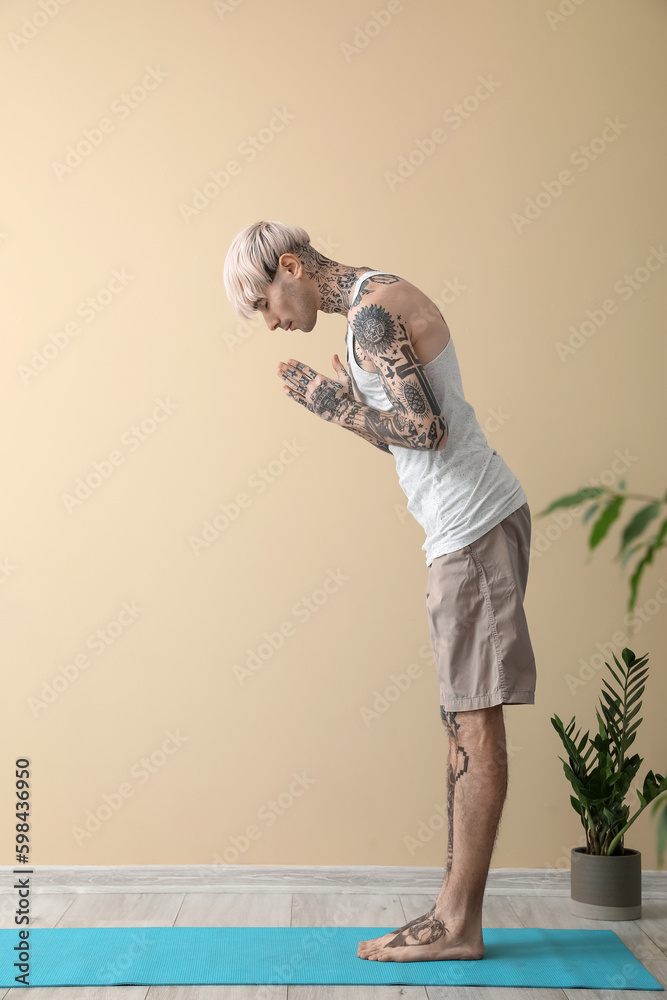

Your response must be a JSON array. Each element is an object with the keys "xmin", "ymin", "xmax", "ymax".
[
  {"xmin": 358, "ymin": 946, "xmax": 382, "ymax": 961},
  {"xmin": 358, "ymin": 935, "xmax": 391, "ymax": 955}
]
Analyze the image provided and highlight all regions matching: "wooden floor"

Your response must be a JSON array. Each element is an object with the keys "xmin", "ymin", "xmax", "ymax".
[{"xmin": 0, "ymin": 890, "xmax": 665, "ymax": 998}]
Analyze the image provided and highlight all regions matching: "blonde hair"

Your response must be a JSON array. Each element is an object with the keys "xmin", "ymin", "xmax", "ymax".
[{"xmin": 223, "ymin": 220, "xmax": 312, "ymax": 319}]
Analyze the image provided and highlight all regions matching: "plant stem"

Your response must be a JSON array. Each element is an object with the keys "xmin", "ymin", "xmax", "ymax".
[{"xmin": 604, "ymin": 490, "xmax": 663, "ymax": 505}]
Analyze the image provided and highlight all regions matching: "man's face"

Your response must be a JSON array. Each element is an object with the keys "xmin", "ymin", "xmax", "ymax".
[{"xmin": 255, "ymin": 257, "xmax": 318, "ymax": 333}]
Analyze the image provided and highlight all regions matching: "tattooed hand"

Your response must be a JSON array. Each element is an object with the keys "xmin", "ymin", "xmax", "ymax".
[
  {"xmin": 331, "ymin": 354, "xmax": 354, "ymax": 397},
  {"xmin": 277, "ymin": 358, "xmax": 351, "ymax": 422}
]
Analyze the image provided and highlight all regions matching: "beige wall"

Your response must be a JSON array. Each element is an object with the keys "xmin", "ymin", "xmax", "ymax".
[{"xmin": 2, "ymin": 0, "xmax": 666, "ymax": 871}]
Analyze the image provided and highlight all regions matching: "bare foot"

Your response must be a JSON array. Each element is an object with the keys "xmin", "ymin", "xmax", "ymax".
[{"xmin": 357, "ymin": 904, "xmax": 484, "ymax": 963}]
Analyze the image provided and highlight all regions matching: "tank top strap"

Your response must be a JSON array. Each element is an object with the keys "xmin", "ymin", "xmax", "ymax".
[{"xmin": 351, "ymin": 270, "xmax": 392, "ymax": 303}]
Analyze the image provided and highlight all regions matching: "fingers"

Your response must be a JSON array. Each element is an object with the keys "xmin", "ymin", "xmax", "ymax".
[
  {"xmin": 279, "ymin": 359, "xmax": 317, "ymax": 382},
  {"xmin": 278, "ymin": 360, "xmax": 317, "ymax": 403},
  {"xmin": 290, "ymin": 359, "xmax": 318, "ymax": 379},
  {"xmin": 333, "ymin": 355, "xmax": 349, "ymax": 378}
]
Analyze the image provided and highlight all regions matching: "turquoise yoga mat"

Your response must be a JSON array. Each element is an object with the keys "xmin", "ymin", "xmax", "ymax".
[{"xmin": 0, "ymin": 925, "xmax": 662, "ymax": 988}]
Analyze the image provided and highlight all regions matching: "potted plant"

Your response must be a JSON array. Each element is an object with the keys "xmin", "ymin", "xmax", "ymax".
[
  {"xmin": 551, "ymin": 646, "xmax": 667, "ymax": 920},
  {"xmin": 536, "ymin": 479, "xmax": 667, "ymax": 867}
]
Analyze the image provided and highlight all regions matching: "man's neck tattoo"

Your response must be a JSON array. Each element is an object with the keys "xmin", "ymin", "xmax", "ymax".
[{"xmin": 294, "ymin": 245, "xmax": 370, "ymax": 316}]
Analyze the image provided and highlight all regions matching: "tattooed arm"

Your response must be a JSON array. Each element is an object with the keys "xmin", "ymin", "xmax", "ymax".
[
  {"xmin": 333, "ymin": 290, "xmax": 448, "ymax": 452},
  {"xmin": 277, "ymin": 284, "xmax": 448, "ymax": 451},
  {"xmin": 343, "ymin": 418, "xmax": 393, "ymax": 453},
  {"xmin": 333, "ymin": 396, "xmax": 436, "ymax": 451},
  {"xmin": 331, "ymin": 354, "xmax": 392, "ymax": 453},
  {"xmin": 279, "ymin": 360, "xmax": 423, "ymax": 452}
]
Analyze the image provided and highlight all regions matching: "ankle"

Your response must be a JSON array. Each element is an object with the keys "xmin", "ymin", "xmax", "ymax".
[{"xmin": 433, "ymin": 903, "xmax": 483, "ymax": 929}]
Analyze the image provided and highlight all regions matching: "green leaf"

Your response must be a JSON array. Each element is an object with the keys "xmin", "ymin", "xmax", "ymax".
[
  {"xmin": 582, "ymin": 503, "xmax": 600, "ymax": 525},
  {"xmin": 620, "ymin": 541, "xmax": 645, "ymax": 568},
  {"xmin": 625, "ymin": 688, "xmax": 647, "ymax": 711},
  {"xmin": 620, "ymin": 502, "xmax": 662, "ymax": 554},
  {"xmin": 626, "ymin": 686, "xmax": 648, "ymax": 707},
  {"xmin": 655, "ymin": 516, "xmax": 667, "ymax": 547},
  {"xmin": 590, "ymin": 495, "xmax": 625, "ymax": 549},
  {"xmin": 535, "ymin": 487, "xmax": 606, "ymax": 518},
  {"xmin": 629, "ymin": 545, "xmax": 657, "ymax": 611},
  {"xmin": 570, "ymin": 795, "xmax": 584, "ymax": 817},
  {"xmin": 551, "ymin": 716, "xmax": 588, "ymax": 773},
  {"xmin": 604, "ymin": 655, "xmax": 625, "ymax": 690},
  {"xmin": 642, "ymin": 771, "xmax": 667, "ymax": 806},
  {"xmin": 626, "ymin": 667, "xmax": 649, "ymax": 690}
]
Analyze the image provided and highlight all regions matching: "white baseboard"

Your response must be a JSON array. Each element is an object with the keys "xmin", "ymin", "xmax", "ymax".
[{"xmin": 2, "ymin": 865, "xmax": 666, "ymax": 896}]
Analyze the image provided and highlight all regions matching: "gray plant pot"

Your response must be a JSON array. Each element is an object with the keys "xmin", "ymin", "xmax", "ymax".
[{"xmin": 570, "ymin": 846, "xmax": 642, "ymax": 920}]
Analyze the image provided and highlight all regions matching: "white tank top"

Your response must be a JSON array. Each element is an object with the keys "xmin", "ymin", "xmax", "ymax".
[{"xmin": 345, "ymin": 271, "xmax": 527, "ymax": 565}]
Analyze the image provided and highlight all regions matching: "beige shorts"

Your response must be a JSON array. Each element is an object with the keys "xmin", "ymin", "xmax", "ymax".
[{"xmin": 425, "ymin": 502, "xmax": 536, "ymax": 713}]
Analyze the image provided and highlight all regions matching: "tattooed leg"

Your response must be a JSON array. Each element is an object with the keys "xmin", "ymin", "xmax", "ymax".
[
  {"xmin": 357, "ymin": 704, "xmax": 508, "ymax": 962},
  {"xmin": 440, "ymin": 708, "xmax": 470, "ymax": 884},
  {"xmin": 435, "ymin": 706, "xmax": 508, "ymax": 920}
]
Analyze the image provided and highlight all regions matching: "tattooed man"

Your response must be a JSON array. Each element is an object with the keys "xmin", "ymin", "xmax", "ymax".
[{"xmin": 224, "ymin": 221, "xmax": 537, "ymax": 963}]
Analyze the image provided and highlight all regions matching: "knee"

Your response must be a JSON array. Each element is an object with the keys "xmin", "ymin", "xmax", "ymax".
[
  {"xmin": 441, "ymin": 704, "xmax": 503, "ymax": 732},
  {"xmin": 464, "ymin": 705, "xmax": 506, "ymax": 744},
  {"xmin": 442, "ymin": 705, "xmax": 507, "ymax": 757}
]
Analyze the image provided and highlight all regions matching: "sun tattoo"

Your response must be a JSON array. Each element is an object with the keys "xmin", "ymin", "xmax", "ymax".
[{"xmin": 352, "ymin": 303, "xmax": 397, "ymax": 355}]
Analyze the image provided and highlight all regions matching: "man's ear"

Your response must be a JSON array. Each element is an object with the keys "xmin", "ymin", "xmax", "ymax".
[{"xmin": 278, "ymin": 252, "xmax": 299, "ymax": 278}]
